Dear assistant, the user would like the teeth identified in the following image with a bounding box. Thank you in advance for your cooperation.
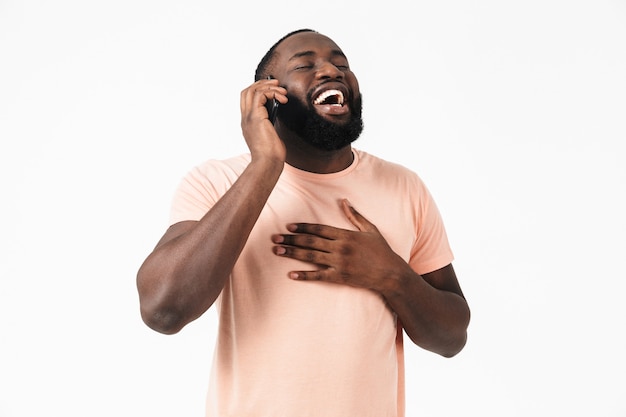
[314,89,344,105]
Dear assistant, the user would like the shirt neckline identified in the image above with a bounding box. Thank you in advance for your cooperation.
[283,149,360,181]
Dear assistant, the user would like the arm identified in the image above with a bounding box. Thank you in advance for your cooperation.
[383,263,469,357]
[271,199,470,357]
[136,79,288,334]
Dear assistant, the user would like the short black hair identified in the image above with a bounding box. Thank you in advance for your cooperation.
[254,29,317,81]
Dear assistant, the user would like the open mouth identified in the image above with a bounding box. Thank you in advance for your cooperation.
[313,89,345,107]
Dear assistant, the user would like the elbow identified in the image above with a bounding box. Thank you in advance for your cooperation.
[137,269,188,335]
[136,256,220,335]
[421,306,470,358]
[438,308,471,358]
[140,303,187,335]
[438,331,468,358]
[408,327,469,358]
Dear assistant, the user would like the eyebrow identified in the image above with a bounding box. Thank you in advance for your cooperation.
[288,49,347,61]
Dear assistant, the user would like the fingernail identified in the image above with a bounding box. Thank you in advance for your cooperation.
[275,246,286,255]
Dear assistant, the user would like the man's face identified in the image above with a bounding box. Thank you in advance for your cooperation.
[270,32,363,151]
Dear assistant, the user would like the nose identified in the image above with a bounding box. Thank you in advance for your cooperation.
[315,61,344,80]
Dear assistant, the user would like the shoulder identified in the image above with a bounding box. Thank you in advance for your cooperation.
[190,153,251,179]
[170,154,251,223]
[354,149,425,188]
[176,153,251,198]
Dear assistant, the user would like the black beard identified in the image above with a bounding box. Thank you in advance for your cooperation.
[277,92,364,151]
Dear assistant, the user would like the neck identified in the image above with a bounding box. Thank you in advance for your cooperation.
[277,124,354,174]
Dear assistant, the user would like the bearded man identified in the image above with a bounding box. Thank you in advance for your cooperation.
[137,29,470,417]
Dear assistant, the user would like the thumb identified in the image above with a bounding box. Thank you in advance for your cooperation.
[340,199,377,232]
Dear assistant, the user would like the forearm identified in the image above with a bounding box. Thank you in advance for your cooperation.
[382,267,470,358]
[137,157,283,334]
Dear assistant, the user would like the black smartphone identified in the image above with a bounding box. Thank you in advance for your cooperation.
[266,98,279,125]
[266,76,279,125]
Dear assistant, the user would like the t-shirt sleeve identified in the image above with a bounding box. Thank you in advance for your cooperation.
[168,160,239,225]
[409,178,454,275]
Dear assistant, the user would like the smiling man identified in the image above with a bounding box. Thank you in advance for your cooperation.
[137,29,470,417]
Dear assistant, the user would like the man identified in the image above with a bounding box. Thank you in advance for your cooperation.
[137,29,470,417]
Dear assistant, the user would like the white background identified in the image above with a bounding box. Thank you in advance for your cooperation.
[1,0,625,416]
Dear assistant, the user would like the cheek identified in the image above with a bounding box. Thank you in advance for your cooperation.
[347,74,360,95]
[284,82,309,100]
[285,88,313,109]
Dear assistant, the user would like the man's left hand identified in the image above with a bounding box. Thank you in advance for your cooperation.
[271,199,412,293]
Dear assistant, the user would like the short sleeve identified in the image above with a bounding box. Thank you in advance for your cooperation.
[409,178,454,275]
[168,155,249,225]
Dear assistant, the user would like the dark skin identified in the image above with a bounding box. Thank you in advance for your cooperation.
[136,32,470,357]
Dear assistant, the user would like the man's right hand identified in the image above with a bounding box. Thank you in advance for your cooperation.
[240,79,288,163]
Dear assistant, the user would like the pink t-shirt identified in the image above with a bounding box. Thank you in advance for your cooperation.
[170,149,454,417]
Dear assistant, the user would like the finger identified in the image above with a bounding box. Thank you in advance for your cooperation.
[287,269,331,281]
[286,222,342,240]
[340,199,376,232]
[269,85,289,105]
[272,233,332,252]
[240,80,288,115]
[272,245,330,266]
[256,79,288,104]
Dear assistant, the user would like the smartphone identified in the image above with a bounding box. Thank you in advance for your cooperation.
[266,76,279,125]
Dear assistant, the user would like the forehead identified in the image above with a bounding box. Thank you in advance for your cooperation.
[274,32,345,63]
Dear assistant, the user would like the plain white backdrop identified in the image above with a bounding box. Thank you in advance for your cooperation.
[1,0,625,416]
